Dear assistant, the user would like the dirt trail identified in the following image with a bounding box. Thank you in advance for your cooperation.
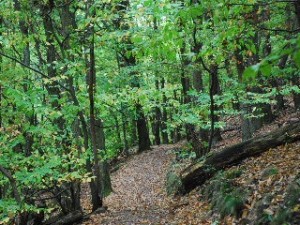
[80,143,210,225]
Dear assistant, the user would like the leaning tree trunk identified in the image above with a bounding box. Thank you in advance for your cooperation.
[168,121,300,195]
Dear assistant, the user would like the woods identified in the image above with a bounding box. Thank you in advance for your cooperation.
[0,0,300,224]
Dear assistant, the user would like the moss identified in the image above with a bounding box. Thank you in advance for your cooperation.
[261,166,279,180]
[224,168,243,180]
[166,171,183,195]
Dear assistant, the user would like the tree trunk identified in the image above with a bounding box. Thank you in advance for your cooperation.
[14,0,35,157]
[237,6,270,141]
[136,103,151,152]
[190,18,210,144]
[161,78,169,144]
[260,5,274,123]
[95,119,112,196]
[179,46,194,141]
[113,114,122,148]
[87,20,104,210]
[270,56,286,112]
[121,103,129,155]
[131,119,138,146]
[291,75,300,109]
[152,18,162,146]
[153,80,162,145]
[208,64,222,149]
[57,2,84,213]
[171,89,181,143]
[171,121,300,195]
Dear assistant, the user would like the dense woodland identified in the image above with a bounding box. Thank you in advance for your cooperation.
[0,0,300,224]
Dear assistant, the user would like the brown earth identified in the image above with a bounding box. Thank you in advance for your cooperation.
[79,143,211,225]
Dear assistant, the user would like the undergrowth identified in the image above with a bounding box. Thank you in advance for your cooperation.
[271,174,300,225]
[202,168,248,219]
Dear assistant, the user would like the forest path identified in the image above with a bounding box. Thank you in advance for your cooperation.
[81,143,210,224]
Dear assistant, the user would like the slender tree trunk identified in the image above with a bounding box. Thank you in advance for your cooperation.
[95,119,112,196]
[14,0,34,157]
[207,64,222,152]
[161,78,169,144]
[270,55,288,112]
[172,89,181,143]
[113,0,151,152]
[190,19,210,156]
[57,2,84,212]
[153,80,161,145]
[121,103,129,155]
[88,31,103,210]
[113,114,122,148]
[179,46,194,141]
[152,15,162,146]
[260,5,274,123]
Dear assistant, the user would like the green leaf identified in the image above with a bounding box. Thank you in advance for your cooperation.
[260,62,272,77]
[293,50,300,68]
[243,64,259,81]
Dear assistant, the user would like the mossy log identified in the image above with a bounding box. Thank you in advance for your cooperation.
[175,122,300,195]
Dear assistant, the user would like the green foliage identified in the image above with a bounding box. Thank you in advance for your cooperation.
[0,0,300,222]
[0,198,51,224]
[203,169,248,219]
[261,166,279,180]
[174,144,196,161]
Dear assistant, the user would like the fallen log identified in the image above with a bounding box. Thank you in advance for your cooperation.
[43,210,83,225]
[174,121,300,195]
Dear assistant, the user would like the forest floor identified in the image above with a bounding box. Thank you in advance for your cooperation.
[79,107,300,225]
[79,142,212,225]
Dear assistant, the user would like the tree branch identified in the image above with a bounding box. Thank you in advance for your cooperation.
[199,57,212,74]
[0,165,21,204]
[0,51,70,92]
